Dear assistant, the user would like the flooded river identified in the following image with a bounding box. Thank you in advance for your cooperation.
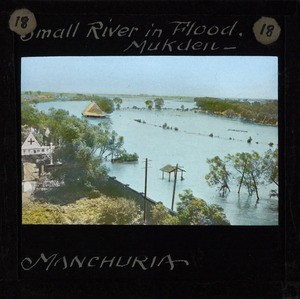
[36,97,278,225]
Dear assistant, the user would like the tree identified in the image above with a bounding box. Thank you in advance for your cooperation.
[241,151,267,202]
[91,123,124,161]
[263,148,278,197]
[86,95,114,113]
[226,151,267,202]
[22,105,127,192]
[177,189,230,225]
[226,152,252,194]
[42,109,125,162]
[205,156,230,197]
[21,102,44,128]
[149,203,178,225]
[207,150,277,202]
[95,97,115,113]
[113,97,123,110]
[51,141,108,190]
[96,197,142,224]
[154,98,164,110]
[145,100,153,110]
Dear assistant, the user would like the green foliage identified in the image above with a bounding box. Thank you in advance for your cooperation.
[177,190,230,225]
[226,152,252,194]
[149,203,178,225]
[145,100,153,110]
[112,150,139,163]
[21,102,46,128]
[95,197,142,224]
[194,97,278,126]
[51,141,108,189]
[263,148,278,186]
[94,97,115,114]
[207,150,278,201]
[113,97,123,110]
[80,95,115,113]
[239,151,266,201]
[149,190,230,225]
[22,202,66,224]
[21,105,126,191]
[262,148,278,197]
[205,156,230,197]
[23,196,143,225]
[154,98,164,110]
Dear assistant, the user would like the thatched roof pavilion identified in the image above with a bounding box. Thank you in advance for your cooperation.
[82,102,107,118]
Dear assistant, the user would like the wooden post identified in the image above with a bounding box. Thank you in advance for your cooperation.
[171,164,178,211]
[144,158,148,223]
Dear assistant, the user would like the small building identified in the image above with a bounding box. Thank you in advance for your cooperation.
[22,132,54,162]
[82,102,107,118]
[160,164,186,181]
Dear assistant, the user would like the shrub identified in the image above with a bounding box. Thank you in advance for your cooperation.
[22,202,66,224]
[95,197,142,224]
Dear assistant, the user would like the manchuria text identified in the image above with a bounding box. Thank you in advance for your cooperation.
[21,253,190,271]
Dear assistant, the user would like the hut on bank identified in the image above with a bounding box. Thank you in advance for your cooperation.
[82,102,107,118]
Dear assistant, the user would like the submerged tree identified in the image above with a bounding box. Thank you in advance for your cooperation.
[226,152,252,195]
[206,149,278,202]
[113,97,123,110]
[154,98,164,110]
[241,151,267,202]
[263,148,278,198]
[205,156,231,197]
[145,100,153,110]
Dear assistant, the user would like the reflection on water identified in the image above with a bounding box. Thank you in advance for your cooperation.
[36,97,279,225]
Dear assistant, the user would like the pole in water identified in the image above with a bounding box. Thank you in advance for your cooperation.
[171,163,178,211]
[144,158,148,223]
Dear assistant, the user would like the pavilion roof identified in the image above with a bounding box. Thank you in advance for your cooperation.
[160,164,186,173]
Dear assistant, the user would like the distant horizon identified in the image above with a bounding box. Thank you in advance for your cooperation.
[21,56,278,99]
[21,90,278,101]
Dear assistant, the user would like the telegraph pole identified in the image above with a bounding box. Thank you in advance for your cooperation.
[144,158,148,223]
[171,163,178,211]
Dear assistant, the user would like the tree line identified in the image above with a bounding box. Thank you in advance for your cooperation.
[194,97,278,126]
[22,92,124,113]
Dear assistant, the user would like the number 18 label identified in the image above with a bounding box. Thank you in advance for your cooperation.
[9,8,37,36]
[253,17,281,45]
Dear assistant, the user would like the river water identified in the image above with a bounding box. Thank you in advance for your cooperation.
[36,98,278,225]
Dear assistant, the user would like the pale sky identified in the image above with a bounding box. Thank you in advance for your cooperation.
[21,56,278,99]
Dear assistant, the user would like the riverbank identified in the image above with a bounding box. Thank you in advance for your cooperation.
[194,97,278,126]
